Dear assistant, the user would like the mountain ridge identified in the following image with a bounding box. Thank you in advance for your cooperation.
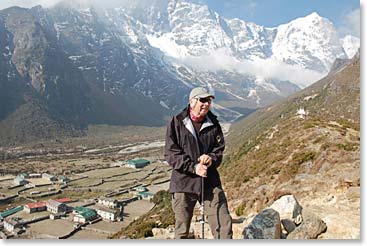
[0,0,360,146]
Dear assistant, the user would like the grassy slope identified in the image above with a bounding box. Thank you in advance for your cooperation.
[219,56,360,219]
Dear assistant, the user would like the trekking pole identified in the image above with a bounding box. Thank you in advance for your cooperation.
[201,176,205,239]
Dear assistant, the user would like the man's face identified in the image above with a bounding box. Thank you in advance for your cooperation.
[190,97,212,116]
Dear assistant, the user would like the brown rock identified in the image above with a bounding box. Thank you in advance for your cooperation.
[287,209,327,239]
[346,187,360,200]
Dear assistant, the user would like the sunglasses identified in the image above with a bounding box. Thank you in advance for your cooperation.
[196,97,212,103]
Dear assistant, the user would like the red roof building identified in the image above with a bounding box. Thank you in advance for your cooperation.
[24,198,72,214]
[55,198,73,203]
[24,202,47,213]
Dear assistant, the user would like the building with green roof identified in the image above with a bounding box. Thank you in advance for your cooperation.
[126,158,150,169]
[73,206,98,223]
[138,191,154,200]
[0,206,23,220]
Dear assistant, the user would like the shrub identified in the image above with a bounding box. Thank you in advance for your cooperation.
[235,201,246,216]
[242,176,251,183]
[292,151,316,165]
[336,142,357,151]
[279,151,316,180]
[151,190,172,207]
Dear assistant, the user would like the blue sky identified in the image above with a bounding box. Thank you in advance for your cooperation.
[192,0,360,37]
[194,0,359,26]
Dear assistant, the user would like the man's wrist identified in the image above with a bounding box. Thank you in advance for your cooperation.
[193,163,198,174]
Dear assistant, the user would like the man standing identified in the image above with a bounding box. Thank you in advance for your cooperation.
[165,87,233,239]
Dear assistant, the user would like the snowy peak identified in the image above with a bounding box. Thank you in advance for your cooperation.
[225,18,275,59]
[304,11,322,20]
[272,12,346,73]
[341,35,360,59]
[167,0,233,56]
[52,0,94,10]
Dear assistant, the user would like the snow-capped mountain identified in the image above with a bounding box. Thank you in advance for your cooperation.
[341,35,360,59]
[272,12,347,73]
[0,0,360,144]
[121,1,359,85]
[126,0,359,104]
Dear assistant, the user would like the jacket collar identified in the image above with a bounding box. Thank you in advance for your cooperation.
[180,105,217,140]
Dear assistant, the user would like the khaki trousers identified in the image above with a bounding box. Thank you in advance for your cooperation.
[172,187,233,239]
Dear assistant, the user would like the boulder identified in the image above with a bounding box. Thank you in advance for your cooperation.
[151,227,174,239]
[287,209,327,239]
[342,171,360,187]
[282,219,297,234]
[346,187,360,200]
[270,195,303,225]
[190,221,213,239]
[232,214,255,239]
[243,208,281,239]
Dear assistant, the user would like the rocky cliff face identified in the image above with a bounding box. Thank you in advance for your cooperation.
[0,5,179,145]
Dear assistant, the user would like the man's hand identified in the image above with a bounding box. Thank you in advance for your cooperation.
[198,154,212,167]
[195,163,207,177]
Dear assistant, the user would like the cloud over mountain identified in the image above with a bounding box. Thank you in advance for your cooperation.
[180,48,325,88]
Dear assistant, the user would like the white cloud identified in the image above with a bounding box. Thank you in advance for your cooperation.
[0,0,124,10]
[0,0,61,10]
[180,48,325,88]
[338,8,360,38]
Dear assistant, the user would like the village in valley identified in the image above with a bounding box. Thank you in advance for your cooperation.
[0,156,172,239]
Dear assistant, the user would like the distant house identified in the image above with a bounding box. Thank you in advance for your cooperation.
[98,197,118,208]
[42,173,57,182]
[95,205,122,222]
[19,173,28,179]
[4,217,23,233]
[13,176,28,186]
[0,206,23,220]
[55,198,73,204]
[29,173,42,179]
[50,213,67,220]
[111,161,127,167]
[24,202,47,213]
[58,176,70,183]
[138,191,154,200]
[24,198,71,214]
[126,159,150,169]
[135,186,148,192]
[25,183,35,188]
[73,207,98,223]
[130,186,150,196]
[46,200,69,214]
[296,108,309,119]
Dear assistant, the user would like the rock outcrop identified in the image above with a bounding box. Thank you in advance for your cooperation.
[287,209,327,239]
[242,208,281,239]
[240,195,327,239]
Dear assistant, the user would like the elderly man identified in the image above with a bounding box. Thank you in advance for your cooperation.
[165,87,233,239]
